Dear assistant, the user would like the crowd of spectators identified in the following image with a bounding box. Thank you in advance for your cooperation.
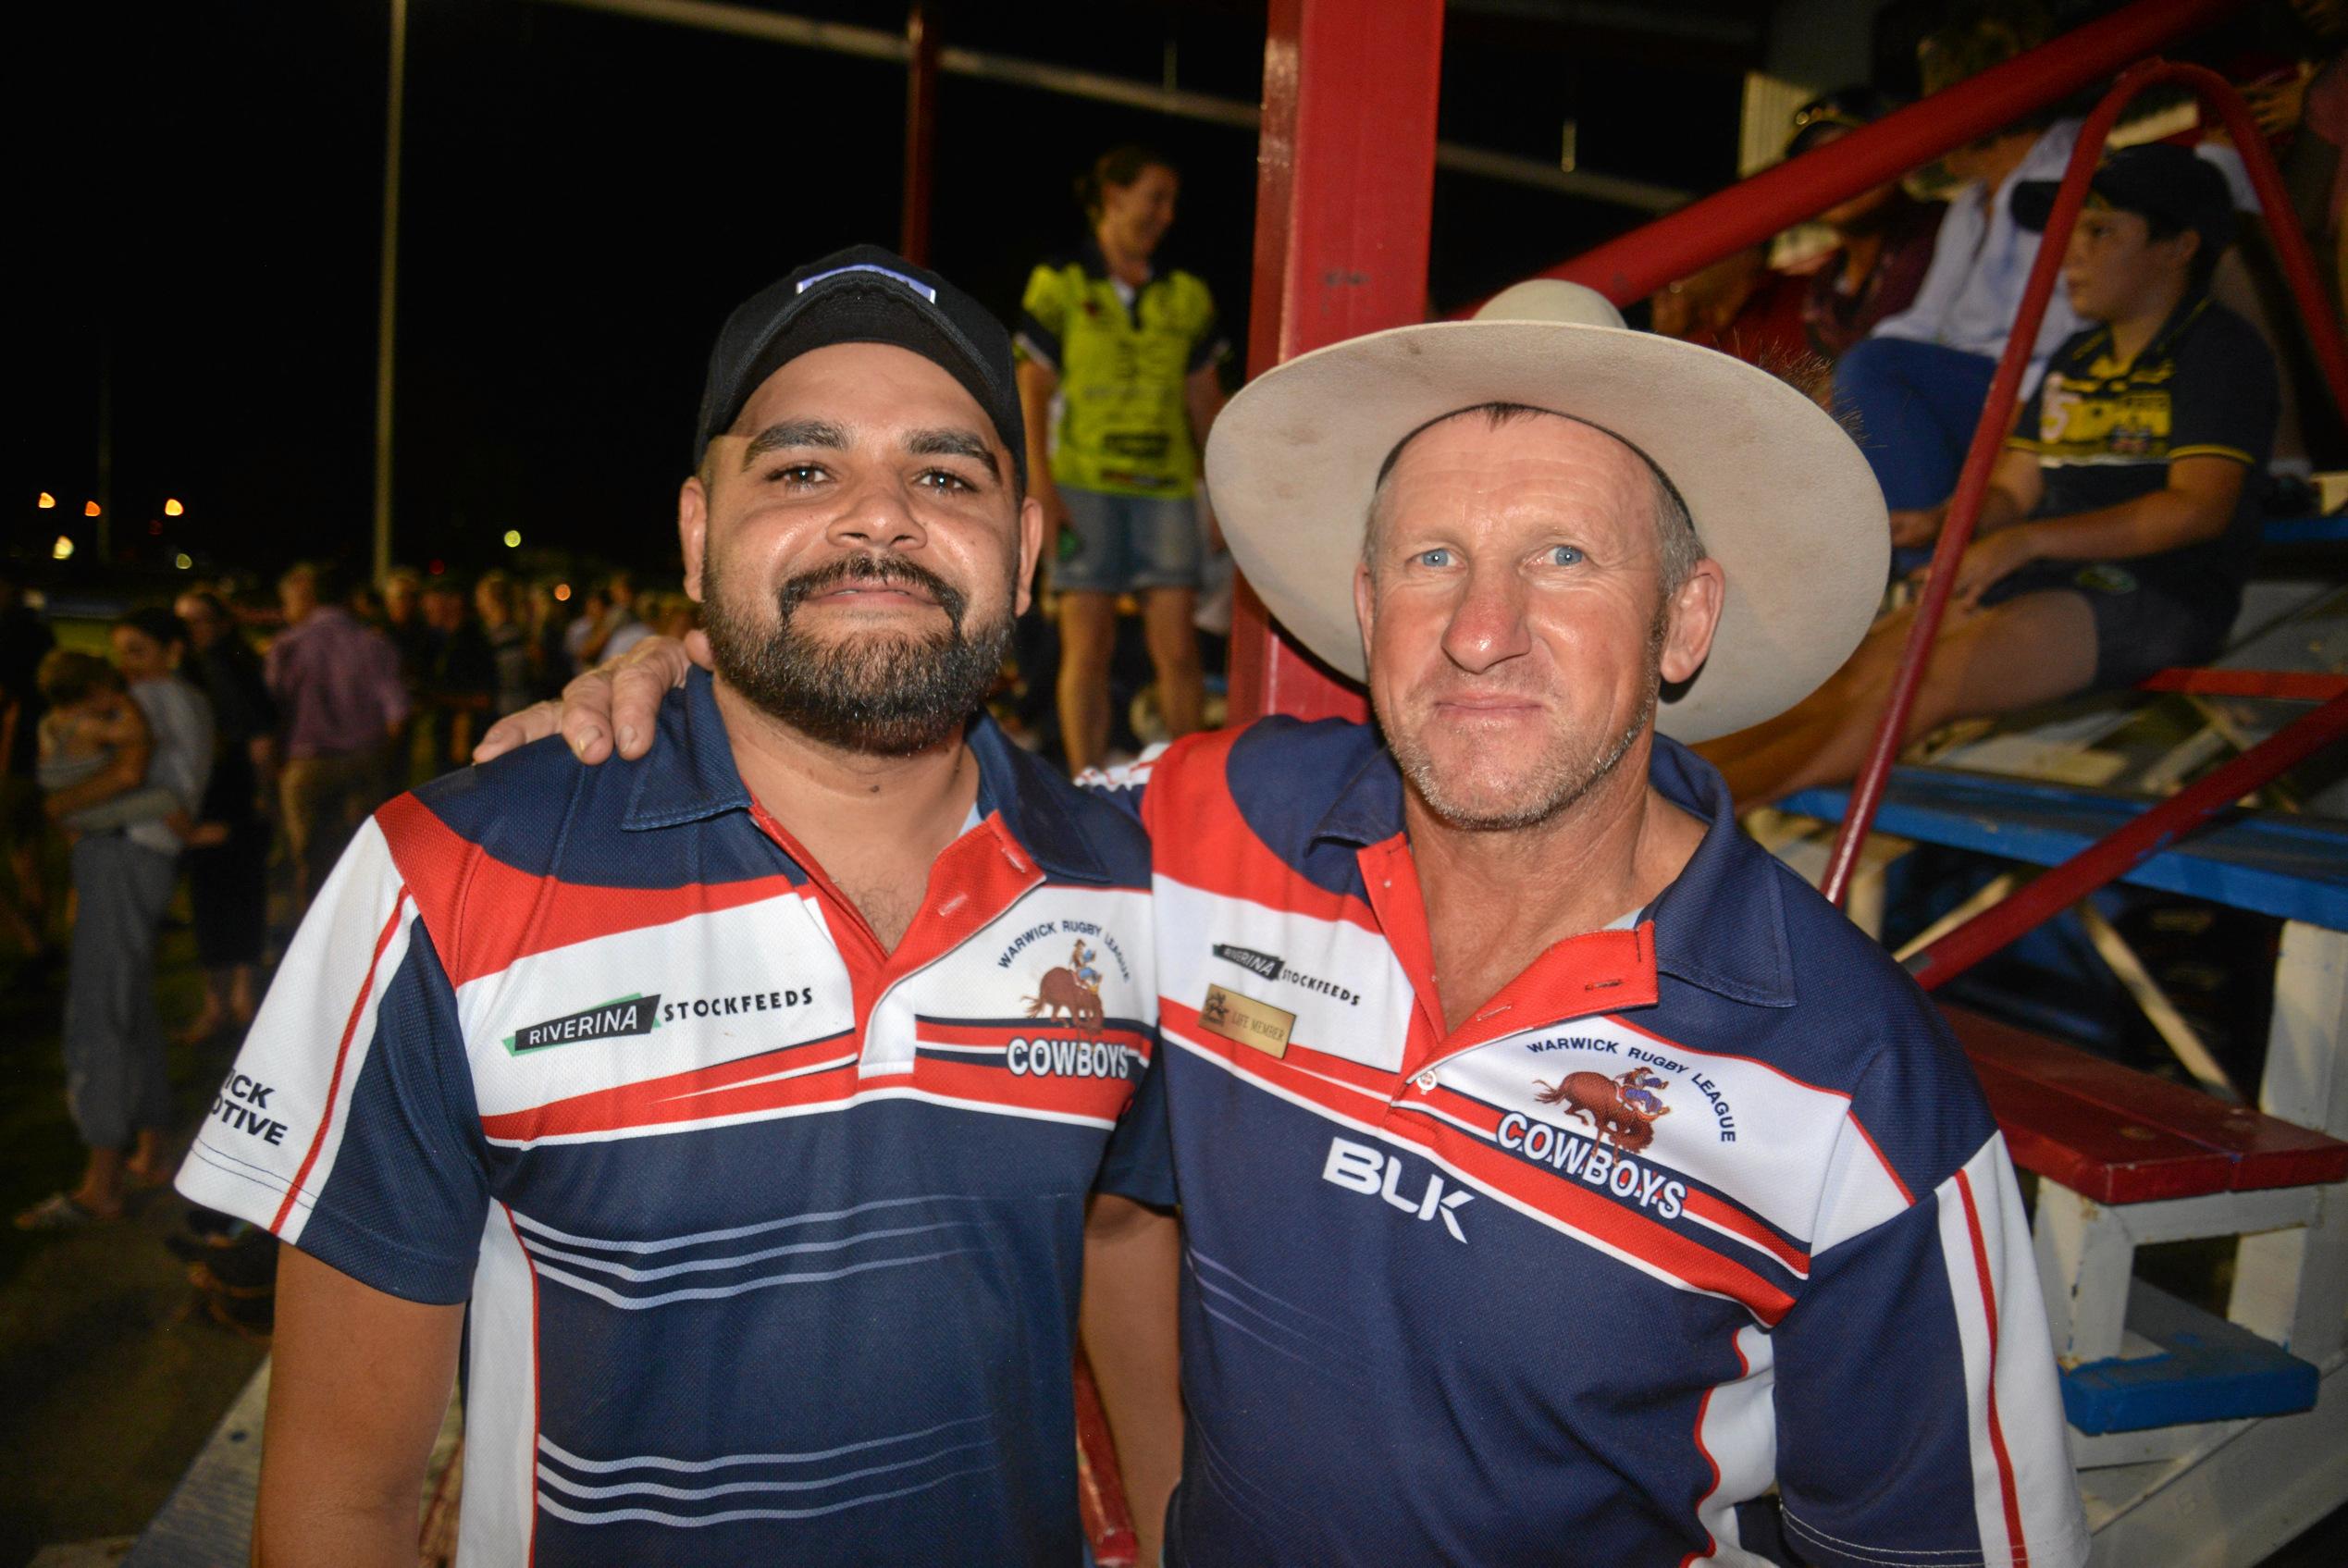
[0,558,700,1241]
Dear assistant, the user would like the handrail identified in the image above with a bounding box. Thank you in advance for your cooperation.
[1819,59,2348,908]
[1486,0,2244,310]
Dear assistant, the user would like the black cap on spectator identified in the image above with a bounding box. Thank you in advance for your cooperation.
[693,245,1027,491]
[2011,143,2237,258]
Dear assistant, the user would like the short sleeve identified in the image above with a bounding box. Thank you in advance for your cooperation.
[1016,264,1070,372]
[1185,286,1230,377]
[174,815,490,1303]
[1769,1039,2087,1568]
[2007,365,2053,454]
[1093,1029,1175,1207]
[2167,313,2280,468]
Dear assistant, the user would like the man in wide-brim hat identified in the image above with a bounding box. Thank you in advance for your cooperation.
[492,279,2090,1567]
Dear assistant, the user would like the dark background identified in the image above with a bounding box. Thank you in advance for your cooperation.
[9,0,2284,585]
[14,0,1768,585]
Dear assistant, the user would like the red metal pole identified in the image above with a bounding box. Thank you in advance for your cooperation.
[1514,0,2242,309]
[899,3,940,265]
[1906,692,2348,991]
[1227,0,1443,725]
[1820,60,2348,906]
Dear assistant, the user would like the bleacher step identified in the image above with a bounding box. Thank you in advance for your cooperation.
[2063,1280,2318,1435]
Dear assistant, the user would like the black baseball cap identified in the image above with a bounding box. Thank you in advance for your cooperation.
[693,244,1027,489]
[2011,143,2237,257]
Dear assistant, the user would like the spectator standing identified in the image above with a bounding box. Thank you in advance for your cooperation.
[174,588,277,1040]
[1834,13,2086,521]
[17,610,214,1229]
[419,578,493,774]
[1785,88,1947,362]
[525,579,570,698]
[1016,145,1230,774]
[266,562,408,907]
[0,564,55,955]
[476,571,535,720]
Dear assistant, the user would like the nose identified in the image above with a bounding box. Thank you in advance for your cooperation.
[826,471,931,555]
[1440,559,1532,674]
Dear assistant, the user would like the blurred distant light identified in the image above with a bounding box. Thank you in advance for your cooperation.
[164,498,185,517]
[427,560,445,575]
[83,500,101,517]
[554,583,572,602]
[148,519,164,536]
[52,536,74,562]
[37,492,56,509]
[502,529,522,549]
[175,552,193,571]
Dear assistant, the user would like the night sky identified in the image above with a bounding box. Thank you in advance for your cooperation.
[19,0,1765,589]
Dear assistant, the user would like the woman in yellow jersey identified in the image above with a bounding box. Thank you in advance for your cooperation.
[1014,145,1230,774]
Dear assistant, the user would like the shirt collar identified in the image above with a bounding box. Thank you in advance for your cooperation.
[621,668,1109,883]
[1079,236,1152,290]
[1309,730,1795,1008]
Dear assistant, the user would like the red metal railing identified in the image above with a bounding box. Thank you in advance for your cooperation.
[1242,0,2253,709]
[1528,0,2245,308]
[1818,59,2348,918]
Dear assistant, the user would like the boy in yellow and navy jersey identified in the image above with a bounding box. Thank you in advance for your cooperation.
[1706,142,2280,807]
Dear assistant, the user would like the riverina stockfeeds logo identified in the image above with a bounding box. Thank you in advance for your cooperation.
[503,994,662,1055]
[1211,943,1359,1006]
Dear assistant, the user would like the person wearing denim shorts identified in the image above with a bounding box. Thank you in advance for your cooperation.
[1016,145,1230,773]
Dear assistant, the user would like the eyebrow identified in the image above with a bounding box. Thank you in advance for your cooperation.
[906,426,1004,481]
[737,419,1001,482]
[740,419,849,468]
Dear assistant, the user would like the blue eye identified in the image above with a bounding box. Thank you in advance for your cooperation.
[1549,545,1584,566]
[1415,548,1452,568]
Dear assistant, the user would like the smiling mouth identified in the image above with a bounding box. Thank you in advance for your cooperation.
[810,584,938,607]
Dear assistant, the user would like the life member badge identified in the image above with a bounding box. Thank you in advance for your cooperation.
[1198,983,1295,1058]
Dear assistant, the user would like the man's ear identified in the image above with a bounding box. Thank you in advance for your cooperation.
[680,475,710,603]
[1661,558,1726,685]
[1352,560,1377,669]
[1014,493,1046,618]
[2169,228,2203,279]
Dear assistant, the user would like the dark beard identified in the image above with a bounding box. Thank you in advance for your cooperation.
[702,549,1012,756]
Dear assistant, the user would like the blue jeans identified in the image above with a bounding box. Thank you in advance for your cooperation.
[1831,337,2002,512]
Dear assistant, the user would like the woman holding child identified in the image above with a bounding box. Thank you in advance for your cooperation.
[15,609,214,1229]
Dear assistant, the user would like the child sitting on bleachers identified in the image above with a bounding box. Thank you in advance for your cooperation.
[1701,143,2280,808]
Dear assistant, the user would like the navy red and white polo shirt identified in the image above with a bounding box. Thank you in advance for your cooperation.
[1114,718,2087,1568]
[177,670,1168,1567]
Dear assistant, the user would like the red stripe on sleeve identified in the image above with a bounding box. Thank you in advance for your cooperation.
[272,889,412,1233]
[1955,1167,2029,1567]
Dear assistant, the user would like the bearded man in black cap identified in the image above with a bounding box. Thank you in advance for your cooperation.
[178,248,1181,1567]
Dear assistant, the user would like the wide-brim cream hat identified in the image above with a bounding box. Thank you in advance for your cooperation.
[1204,279,1888,743]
